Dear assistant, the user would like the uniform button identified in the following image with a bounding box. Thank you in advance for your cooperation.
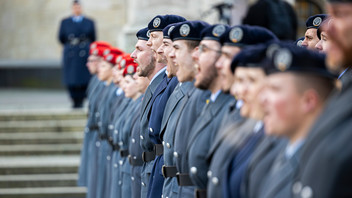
[162,141,165,146]
[212,177,219,185]
[79,50,86,57]
[95,112,100,117]
[301,186,313,198]
[118,180,122,185]
[84,127,89,133]
[114,163,118,168]
[140,135,144,140]
[107,155,111,161]
[292,181,302,195]
[119,141,123,146]
[133,156,137,159]
[98,121,102,127]
[207,170,212,178]
[109,124,114,130]
[114,130,118,134]
[131,176,135,181]
[132,138,136,143]
[119,160,123,165]
[141,182,146,187]
[166,143,171,148]
[190,167,197,175]
[149,128,153,133]
[96,141,100,147]
[173,152,178,158]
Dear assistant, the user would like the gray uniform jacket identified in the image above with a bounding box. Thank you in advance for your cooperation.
[293,77,352,198]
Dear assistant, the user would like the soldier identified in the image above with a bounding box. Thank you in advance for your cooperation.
[315,17,332,53]
[168,20,211,198]
[185,22,235,198]
[249,43,335,198]
[207,25,278,198]
[58,0,96,108]
[301,14,327,50]
[293,0,352,197]
[77,41,109,187]
[128,27,151,198]
[145,15,186,198]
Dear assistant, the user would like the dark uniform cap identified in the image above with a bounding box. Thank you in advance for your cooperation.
[305,14,328,29]
[220,25,278,47]
[73,0,80,4]
[230,43,270,73]
[265,41,336,79]
[148,15,187,32]
[162,23,182,39]
[136,27,150,41]
[169,20,210,41]
[200,24,229,42]
[294,36,305,47]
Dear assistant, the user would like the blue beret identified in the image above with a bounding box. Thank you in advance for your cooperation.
[200,24,229,42]
[305,14,328,29]
[148,15,186,32]
[265,41,335,79]
[294,36,305,47]
[220,25,278,47]
[136,27,150,41]
[169,20,210,41]
[230,43,269,73]
[163,23,181,39]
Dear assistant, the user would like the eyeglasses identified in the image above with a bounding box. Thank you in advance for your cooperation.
[198,44,222,54]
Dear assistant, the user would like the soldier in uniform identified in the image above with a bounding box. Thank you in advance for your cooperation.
[247,42,335,198]
[145,15,186,198]
[77,41,109,187]
[207,26,278,198]
[301,14,327,50]
[293,0,352,197]
[58,0,96,108]
[168,21,211,198]
[128,27,151,198]
[185,22,235,198]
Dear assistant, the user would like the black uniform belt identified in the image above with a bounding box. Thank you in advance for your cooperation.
[120,150,129,157]
[99,134,108,140]
[142,151,155,162]
[128,155,143,166]
[176,173,194,186]
[108,138,113,146]
[154,144,163,156]
[68,38,90,46]
[195,189,207,198]
[89,125,99,131]
[162,165,177,178]
[112,144,120,151]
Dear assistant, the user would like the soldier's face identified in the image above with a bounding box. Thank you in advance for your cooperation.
[315,31,331,53]
[123,75,139,98]
[260,73,305,138]
[215,46,241,92]
[194,40,221,90]
[86,55,99,74]
[134,73,150,93]
[157,39,176,77]
[172,40,198,82]
[98,61,113,81]
[131,40,155,78]
[238,67,266,119]
[327,3,352,72]
[147,31,165,63]
[72,4,82,16]
[302,29,320,50]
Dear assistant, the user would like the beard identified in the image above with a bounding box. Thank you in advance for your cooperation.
[138,55,156,77]
[195,64,218,90]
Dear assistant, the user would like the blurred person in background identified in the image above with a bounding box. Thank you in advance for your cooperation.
[58,0,96,108]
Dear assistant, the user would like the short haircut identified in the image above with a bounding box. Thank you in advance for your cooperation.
[185,40,200,51]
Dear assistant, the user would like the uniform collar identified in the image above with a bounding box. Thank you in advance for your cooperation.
[149,67,166,85]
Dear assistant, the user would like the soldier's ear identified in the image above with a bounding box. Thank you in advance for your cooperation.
[301,89,320,113]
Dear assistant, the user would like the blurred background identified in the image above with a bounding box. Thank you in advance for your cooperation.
[0,0,325,90]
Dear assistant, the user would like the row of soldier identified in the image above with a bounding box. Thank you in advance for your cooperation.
[76,1,352,198]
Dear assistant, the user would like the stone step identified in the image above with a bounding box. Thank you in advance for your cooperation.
[0,174,78,188]
[0,110,87,121]
[0,144,82,156]
[0,120,86,133]
[0,132,83,145]
[0,155,79,175]
[0,186,86,198]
